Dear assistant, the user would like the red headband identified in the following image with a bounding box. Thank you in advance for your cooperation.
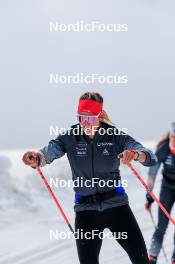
[77,99,103,115]
[170,143,175,155]
[170,148,175,155]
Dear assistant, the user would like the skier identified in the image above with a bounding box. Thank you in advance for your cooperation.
[23,92,157,264]
[146,123,175,264]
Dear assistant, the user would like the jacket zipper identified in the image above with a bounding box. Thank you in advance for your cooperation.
[91,141,94,180]
[91,141,102,210]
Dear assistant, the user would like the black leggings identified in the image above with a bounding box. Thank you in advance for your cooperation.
[75,204,149,264]
[149,184,175,258]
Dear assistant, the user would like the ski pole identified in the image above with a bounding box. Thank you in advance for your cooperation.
[149,211,169,264]
[118,153,175,225]
[36,166,74,233]
[128,162,175,226]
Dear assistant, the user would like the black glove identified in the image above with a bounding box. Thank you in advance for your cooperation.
[29,153,41,169]
[145,192,154,209]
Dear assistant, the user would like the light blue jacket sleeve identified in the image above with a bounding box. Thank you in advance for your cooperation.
[148,162,161,182]
[39,136,66,165]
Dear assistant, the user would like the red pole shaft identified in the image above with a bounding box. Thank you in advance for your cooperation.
[36,167,74,233]
[128,163,175,226]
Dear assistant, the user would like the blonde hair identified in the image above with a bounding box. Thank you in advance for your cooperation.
[79,92,113,125]
[99,109,113,125]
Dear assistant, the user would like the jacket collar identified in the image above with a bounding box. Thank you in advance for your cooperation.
[80,122,112,143]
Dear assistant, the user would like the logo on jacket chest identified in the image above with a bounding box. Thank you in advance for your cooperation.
[165,155,173,166]
[75,142,115,157]
[75,143,88,156]
[97,142,114,156]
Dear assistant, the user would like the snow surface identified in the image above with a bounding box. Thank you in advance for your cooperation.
[0,143,175,264]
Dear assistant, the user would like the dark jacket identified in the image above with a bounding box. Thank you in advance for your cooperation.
[148,140,175,189]
[40,122,157,211]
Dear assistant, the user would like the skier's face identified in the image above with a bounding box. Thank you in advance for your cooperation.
[170,136,175,147]
[78,112,100,130]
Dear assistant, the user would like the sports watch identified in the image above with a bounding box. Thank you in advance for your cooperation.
[134,151,142,161]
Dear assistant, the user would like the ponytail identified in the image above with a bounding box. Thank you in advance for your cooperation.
[99,109,113,125]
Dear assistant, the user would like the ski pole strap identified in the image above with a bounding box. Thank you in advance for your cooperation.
[128,163,175,226]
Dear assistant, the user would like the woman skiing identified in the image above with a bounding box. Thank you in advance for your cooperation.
[146,123,175,264]
[23,92,156,264]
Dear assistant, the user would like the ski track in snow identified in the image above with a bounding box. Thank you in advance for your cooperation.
[0,147,175,264]
[0,240,76,264]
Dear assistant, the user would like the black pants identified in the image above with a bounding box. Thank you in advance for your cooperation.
[75,204,149,264]
[149,183,175,258]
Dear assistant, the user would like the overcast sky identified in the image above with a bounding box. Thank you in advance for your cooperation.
[0,0,175,150]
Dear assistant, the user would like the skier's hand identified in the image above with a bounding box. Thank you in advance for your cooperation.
[145,193,154,212]
[120,150,138,165]
[22,151,39,168]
